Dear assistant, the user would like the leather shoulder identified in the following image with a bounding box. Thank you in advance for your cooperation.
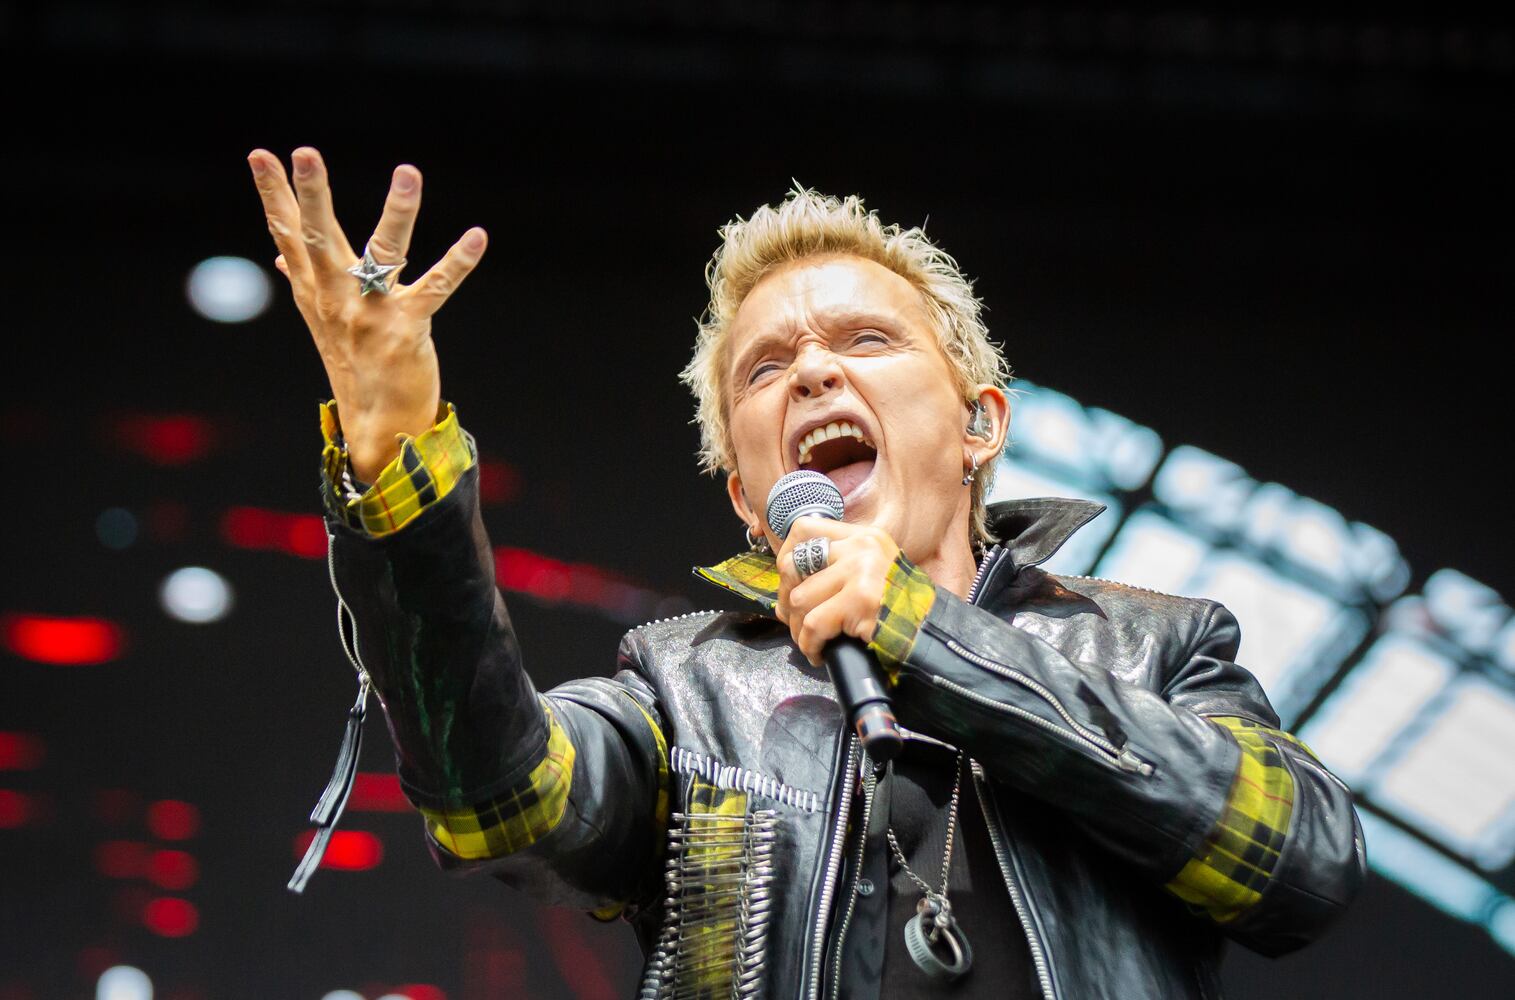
[1003,568,1219,689]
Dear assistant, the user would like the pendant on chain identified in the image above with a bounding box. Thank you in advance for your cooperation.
[903,894,974,980]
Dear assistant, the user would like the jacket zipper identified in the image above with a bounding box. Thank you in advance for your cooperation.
[933,640,1153,775]
[806,732,859,1000]
[825,751,877,1000]
[971,761,1058,1000]
[965,546,1003,604]
[967,546,1059,997]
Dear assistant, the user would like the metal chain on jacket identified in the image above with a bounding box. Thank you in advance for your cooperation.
[885,751,965,902]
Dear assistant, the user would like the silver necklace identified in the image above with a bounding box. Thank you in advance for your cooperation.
[886,752,973,981]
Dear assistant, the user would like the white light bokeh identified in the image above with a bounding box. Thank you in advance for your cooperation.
[159,566,235,624]
[97,965,153,1000]
[186,256,272,323]
[319,992,365,1000]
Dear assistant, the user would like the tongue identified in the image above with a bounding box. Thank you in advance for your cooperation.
[824,459,875,498]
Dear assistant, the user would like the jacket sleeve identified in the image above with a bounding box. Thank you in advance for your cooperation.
[320,407,669,913]
[881,562,1365,957]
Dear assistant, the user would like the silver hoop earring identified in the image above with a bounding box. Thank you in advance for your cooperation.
[962,453,980,487]
[746,524,772,555]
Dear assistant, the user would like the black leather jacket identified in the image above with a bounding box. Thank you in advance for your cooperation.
[328,466,1365,1000]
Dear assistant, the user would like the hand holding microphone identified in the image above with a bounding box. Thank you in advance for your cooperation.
[767,471,904,763]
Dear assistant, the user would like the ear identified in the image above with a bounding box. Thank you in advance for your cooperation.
[727,470,765,542]
[964,384,1011,463]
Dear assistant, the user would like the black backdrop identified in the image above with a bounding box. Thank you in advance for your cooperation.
[4,5,1514,997]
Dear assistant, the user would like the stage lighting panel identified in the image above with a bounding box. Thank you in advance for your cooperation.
[1424,569,1512,660]
[1299,634,1458,786]
[1490,899,1515,957]
[1498,618,1515,675]
[1152,445,1254,534]
[1092,509,1212,597]
[1005,381,1164,494]
[1189,553,1368,725]
[1370,676,1515,871]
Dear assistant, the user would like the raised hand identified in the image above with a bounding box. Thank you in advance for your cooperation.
[248,146,487,481]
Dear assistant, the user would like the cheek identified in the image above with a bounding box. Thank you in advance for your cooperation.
[729,396,784,467]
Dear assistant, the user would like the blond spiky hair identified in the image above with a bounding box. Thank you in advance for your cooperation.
[680,184,1012,545]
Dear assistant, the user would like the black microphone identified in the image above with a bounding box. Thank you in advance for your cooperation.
[766,471,904,763]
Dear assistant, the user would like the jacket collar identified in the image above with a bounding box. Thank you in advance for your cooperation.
[692,496,1105,611]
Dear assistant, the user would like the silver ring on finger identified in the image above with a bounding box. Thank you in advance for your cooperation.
[795,537,830,580]
[348,242,406,296]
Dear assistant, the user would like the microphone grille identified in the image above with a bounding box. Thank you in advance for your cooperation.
[765,471,845,540]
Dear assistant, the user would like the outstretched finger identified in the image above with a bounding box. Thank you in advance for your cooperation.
[248,150,313,290]
[289,147,356,282]
[366,164,422,273]
[408,228,488,317]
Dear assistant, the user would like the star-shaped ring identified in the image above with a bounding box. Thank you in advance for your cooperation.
[347,243,406,296]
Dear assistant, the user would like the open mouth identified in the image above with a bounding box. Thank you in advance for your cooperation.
[797,420,878,498]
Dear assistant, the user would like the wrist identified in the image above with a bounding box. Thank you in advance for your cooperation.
[338,403,444,481]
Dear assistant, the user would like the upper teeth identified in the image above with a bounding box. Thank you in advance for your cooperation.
[798,421,873,465]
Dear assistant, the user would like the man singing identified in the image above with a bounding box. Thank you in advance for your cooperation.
[248,146,1364,999]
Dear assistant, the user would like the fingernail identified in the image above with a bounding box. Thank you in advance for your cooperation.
[394,168,416,193]
[465,229,485,250]
[247,154,266,177]
[293,154,313,179]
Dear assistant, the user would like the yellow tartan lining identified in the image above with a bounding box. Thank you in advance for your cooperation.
[869,555,937,682]
[1165,715,1300,923]
[693,551,781,612]
[320,399,474,537]
[421,700,575,860]
[693,550,936,674]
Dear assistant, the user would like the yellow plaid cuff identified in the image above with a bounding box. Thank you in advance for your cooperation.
[1165,715,1305,923]
[319,400,475,537]
[868,554,936,683]
[693,550,781,613]
[421,701,576,860]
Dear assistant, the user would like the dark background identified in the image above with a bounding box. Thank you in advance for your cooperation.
[3,3,1513,997]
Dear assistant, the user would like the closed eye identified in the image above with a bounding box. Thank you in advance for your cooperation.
[747,362,782,385]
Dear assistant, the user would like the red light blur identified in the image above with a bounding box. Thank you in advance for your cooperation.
[1,613,125,666]
[148,849,199,890]
[94,840,150,878]
[477,459,520,504]
[349,772,410,812]
[293,830,384,870]
[544,907,615,1000]
[112,414,217,465]
[220,506,327,559]
[495,549,626,605]
[147,800,201,841]
[0,732,44,770]
[394,986,447,1000]
[0,790,33,829]
[143,896,200,937]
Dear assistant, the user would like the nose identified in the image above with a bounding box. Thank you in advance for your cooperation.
[788,344,844,401]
